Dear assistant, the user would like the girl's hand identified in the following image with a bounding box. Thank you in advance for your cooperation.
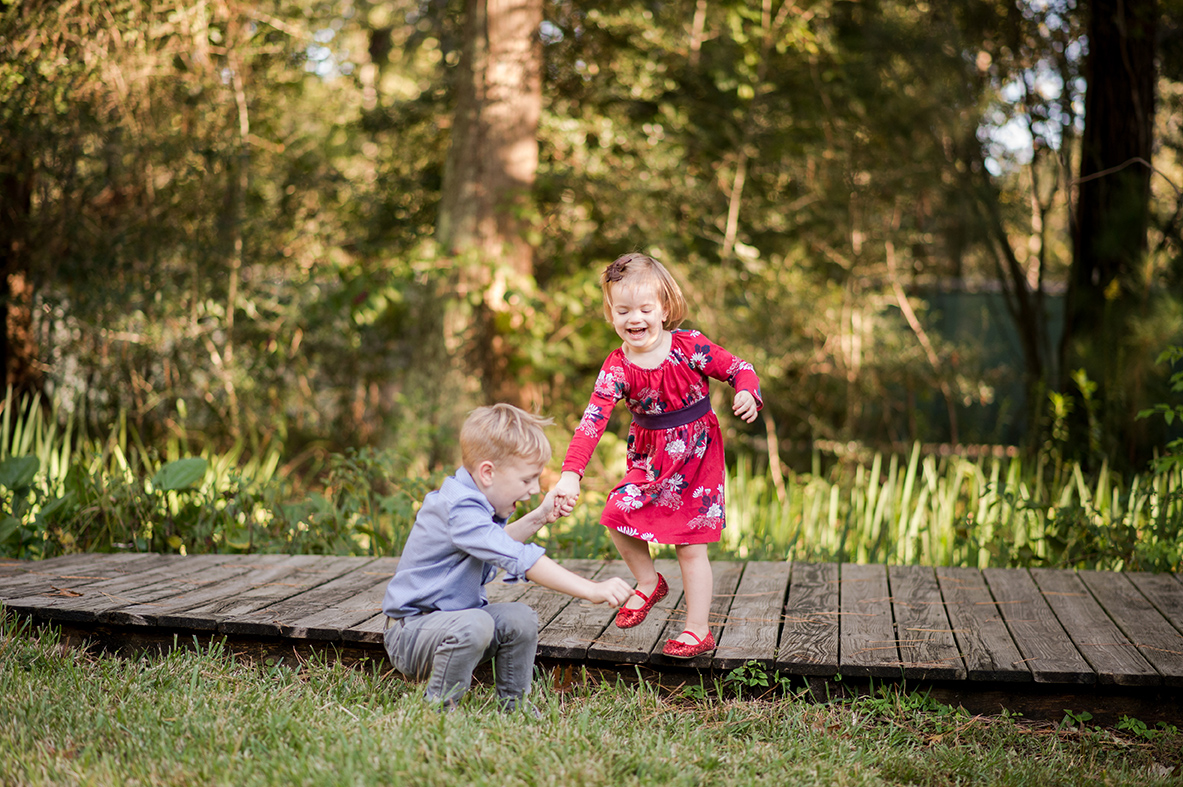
[547,490,576,523]
[551,470,582,514]
[733,390,759,423]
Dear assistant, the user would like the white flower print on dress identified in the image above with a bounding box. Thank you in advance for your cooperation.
[594,366,626,399]
[656,473,687,509]
[577,404,605,438]
[665,439,688,460]
[615,484,644,512]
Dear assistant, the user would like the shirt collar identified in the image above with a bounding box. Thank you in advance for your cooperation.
[453,466,506,524]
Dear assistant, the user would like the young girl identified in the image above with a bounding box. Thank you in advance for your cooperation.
[553,253,762,658]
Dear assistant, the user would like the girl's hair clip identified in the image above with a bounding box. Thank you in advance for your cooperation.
[604,258,630,282]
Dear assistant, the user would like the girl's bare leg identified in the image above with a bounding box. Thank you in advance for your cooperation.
[674,543,712,643]
[609,529,658,610]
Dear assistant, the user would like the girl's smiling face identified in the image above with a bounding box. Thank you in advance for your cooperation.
[608,281,668,356]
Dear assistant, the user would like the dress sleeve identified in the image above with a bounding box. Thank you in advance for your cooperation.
[685,332,763,410]
[561,355,627,476]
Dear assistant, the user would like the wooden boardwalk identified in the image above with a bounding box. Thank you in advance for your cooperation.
[3,553,1182,719]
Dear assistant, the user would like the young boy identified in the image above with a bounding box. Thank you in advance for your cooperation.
[381,403,633,712]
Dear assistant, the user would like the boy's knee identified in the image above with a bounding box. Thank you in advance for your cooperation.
[456,610,497,651]
[499,602,539,640]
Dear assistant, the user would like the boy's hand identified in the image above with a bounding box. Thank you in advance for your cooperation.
[545,489,575,523]
[733,390,759,423]
[587,577,633,607]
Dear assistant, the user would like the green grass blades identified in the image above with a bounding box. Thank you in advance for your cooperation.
[719,447,1182,571]
[1,613,1179,787]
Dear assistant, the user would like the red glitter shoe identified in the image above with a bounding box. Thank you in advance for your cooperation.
[614,574,668,628]
[662,630,715,658]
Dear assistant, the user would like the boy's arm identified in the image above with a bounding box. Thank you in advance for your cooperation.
[503,489,564,543]
[524,555,632,607]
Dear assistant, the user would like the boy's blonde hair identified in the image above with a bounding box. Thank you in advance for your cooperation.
[600,253,688,329]
[460,403,554,470]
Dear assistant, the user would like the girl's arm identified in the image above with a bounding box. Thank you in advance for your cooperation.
[556,355,626,503]
[688,332,763,420]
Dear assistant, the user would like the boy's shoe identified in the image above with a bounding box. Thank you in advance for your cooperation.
[662,630,715,658]
[500,697,543,719]
[615,573,668,628]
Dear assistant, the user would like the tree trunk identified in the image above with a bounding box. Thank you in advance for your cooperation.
[0,143,42,398]
[437,0,542,409]
[1062,0,1157,462]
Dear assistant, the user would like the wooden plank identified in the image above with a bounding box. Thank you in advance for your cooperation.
[586,558,682,664]
[1124,571,1183,636]
[0,553,165,601]
[250,558,402,641]
[151,555,355,631]
[520,558,603,631]
[1030,568,1159,686]
[713,561,792,670]
[0,557,32,579]
[113,555,291,627]
[0,553,104,588]
[3,554,194,621]
[1079,570,1183,687]
[537,561,633,660]
[936,566,1030,682]
[982,567,1094,684]
[9,554,237,624]
[776,561,839,675]
[654,560,745,668]
[218,557,378,637]
[889,564,966,680]
[839,563,898,677]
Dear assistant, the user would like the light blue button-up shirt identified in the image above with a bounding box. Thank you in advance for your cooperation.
[382,467,546,619]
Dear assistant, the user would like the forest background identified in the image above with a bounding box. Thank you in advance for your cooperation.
[1,0,1182,566]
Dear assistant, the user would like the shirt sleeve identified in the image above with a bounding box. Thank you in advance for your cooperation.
[686,332,763,410]
[561,354,626,476]
[447,496,546,582]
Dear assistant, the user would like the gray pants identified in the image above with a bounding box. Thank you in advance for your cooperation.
[383,602,539,707]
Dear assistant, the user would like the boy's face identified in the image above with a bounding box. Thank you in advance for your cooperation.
[477,456,546,519]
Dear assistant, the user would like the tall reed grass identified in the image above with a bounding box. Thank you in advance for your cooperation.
[722,445,1183,572]
[1,392,1180,571]
[0,391,433,559]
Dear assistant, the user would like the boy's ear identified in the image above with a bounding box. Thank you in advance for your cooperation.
[475,459,497,487]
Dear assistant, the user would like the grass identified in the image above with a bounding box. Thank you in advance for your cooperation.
[1,612,1180,787]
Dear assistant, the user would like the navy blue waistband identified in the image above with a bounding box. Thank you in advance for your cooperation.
[631,396,712,430]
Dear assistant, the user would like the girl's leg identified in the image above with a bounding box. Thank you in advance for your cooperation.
[673,543,712,643]
[609,528,659,610]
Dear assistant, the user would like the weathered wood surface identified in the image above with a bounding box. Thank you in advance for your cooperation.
[2,554,1182,689]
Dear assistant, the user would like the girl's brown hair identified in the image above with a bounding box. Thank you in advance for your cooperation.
[600,253,688,329]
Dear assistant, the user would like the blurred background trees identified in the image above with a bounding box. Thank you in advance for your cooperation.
[2,0,1181,478]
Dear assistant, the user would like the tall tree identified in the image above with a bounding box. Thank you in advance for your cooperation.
[437,0,543,408]
[1063,0,1158,461]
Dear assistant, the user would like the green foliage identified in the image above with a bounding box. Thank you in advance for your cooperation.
[724,660,793,698]
[1137,345,1183,471]
[0,392,437,558]
[3,388,1181,571]
[8,0,1177,467]
[723,445,1183,571]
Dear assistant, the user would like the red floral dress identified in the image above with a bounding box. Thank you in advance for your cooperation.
[561,329,763,545]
